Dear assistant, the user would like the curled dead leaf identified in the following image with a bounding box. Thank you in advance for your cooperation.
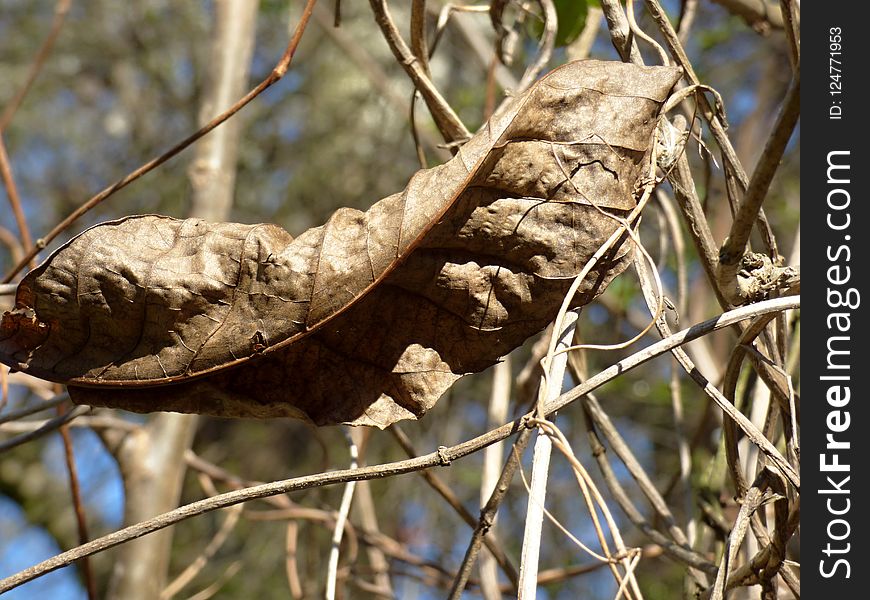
[0,60,682,427]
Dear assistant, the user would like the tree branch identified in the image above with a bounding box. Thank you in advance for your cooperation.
[717,75,800,304]
[0,0,72,130]
[0,297,799,593]
[368,0,471,145]
[2,0,319,283]
[107,3,261,598]
[709,0,783,33]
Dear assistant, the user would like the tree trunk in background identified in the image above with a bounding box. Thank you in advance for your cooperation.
[107,2,260,598]
[187,0,260,222]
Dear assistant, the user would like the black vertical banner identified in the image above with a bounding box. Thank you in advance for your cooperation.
[804,4,868,596]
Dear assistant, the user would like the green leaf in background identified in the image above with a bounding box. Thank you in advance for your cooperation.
[554,0,593,46]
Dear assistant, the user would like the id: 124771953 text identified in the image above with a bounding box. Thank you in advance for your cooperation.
[829,27,843,120]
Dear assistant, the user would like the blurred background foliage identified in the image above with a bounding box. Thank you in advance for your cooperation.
[0,1,798,598]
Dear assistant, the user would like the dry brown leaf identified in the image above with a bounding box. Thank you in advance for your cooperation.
[0,60,681,427]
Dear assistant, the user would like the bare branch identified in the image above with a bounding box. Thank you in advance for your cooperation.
[0,392,68,424]
[0,404,89,453]
[108,3,262,598]
[368,0,471,145]
[0,0,72,130]
[3,0,320,283]
[410,0,431,76]
[677,0,699,43]
[709,0,783,33]
[0,135,34,270]
[57,408,98,600]
[780,0,800,69]
[0,296,799,594]
[599,0,644,64]
[518,311,578,597]
[718,76,800,304]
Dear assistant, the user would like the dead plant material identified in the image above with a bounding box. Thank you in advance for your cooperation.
[1,61,681,427]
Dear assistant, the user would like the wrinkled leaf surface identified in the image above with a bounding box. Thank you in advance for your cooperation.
[1,60,681,427]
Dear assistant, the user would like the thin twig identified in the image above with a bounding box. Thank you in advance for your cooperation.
[626,0,669,65]
[581,398,716,578]
[2,0,320,283]
[0,404,89,453]
[0,296,798,593]
[0,392,68,424]
[721,310,789,496]
[410,0,431,77]
[432,3,517,93]
[710,475,771,600]
[709,0,783,32]
[368,0,470,145]
[653,191,696,533]
[633,261,799,490]
[390,424,520,588]
[642,1,755,202]
[357,530,468,587]
[0,226,24,267]
[654,190,688,318]
[326,428,359,600]
[779,0,800,70]
[718,75,800,300]
[503,546,664,591]
[665,155,731,308]
[479,358,512,600]
[285,521,303,598]
[251,502,461,596]
[644,0,779,266]
[57,406,98,600]
[448,429,533,599]
[409,0,433,167]
[635,226,797,595]
[704,498,798,597]
[310,4,446,165]
[516,442,611,564]
[518,311,578,598]
[530,419,644,599]
[0,0,72,130]
[1,414,139,434]
[599,0,644,64]
[159,502,243,599]
[185,561,242,600]
[544,164,652,360]
[573,328,701,564]
[0,135,34,269]
[515,0,558,94]
[677,0,699,43]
